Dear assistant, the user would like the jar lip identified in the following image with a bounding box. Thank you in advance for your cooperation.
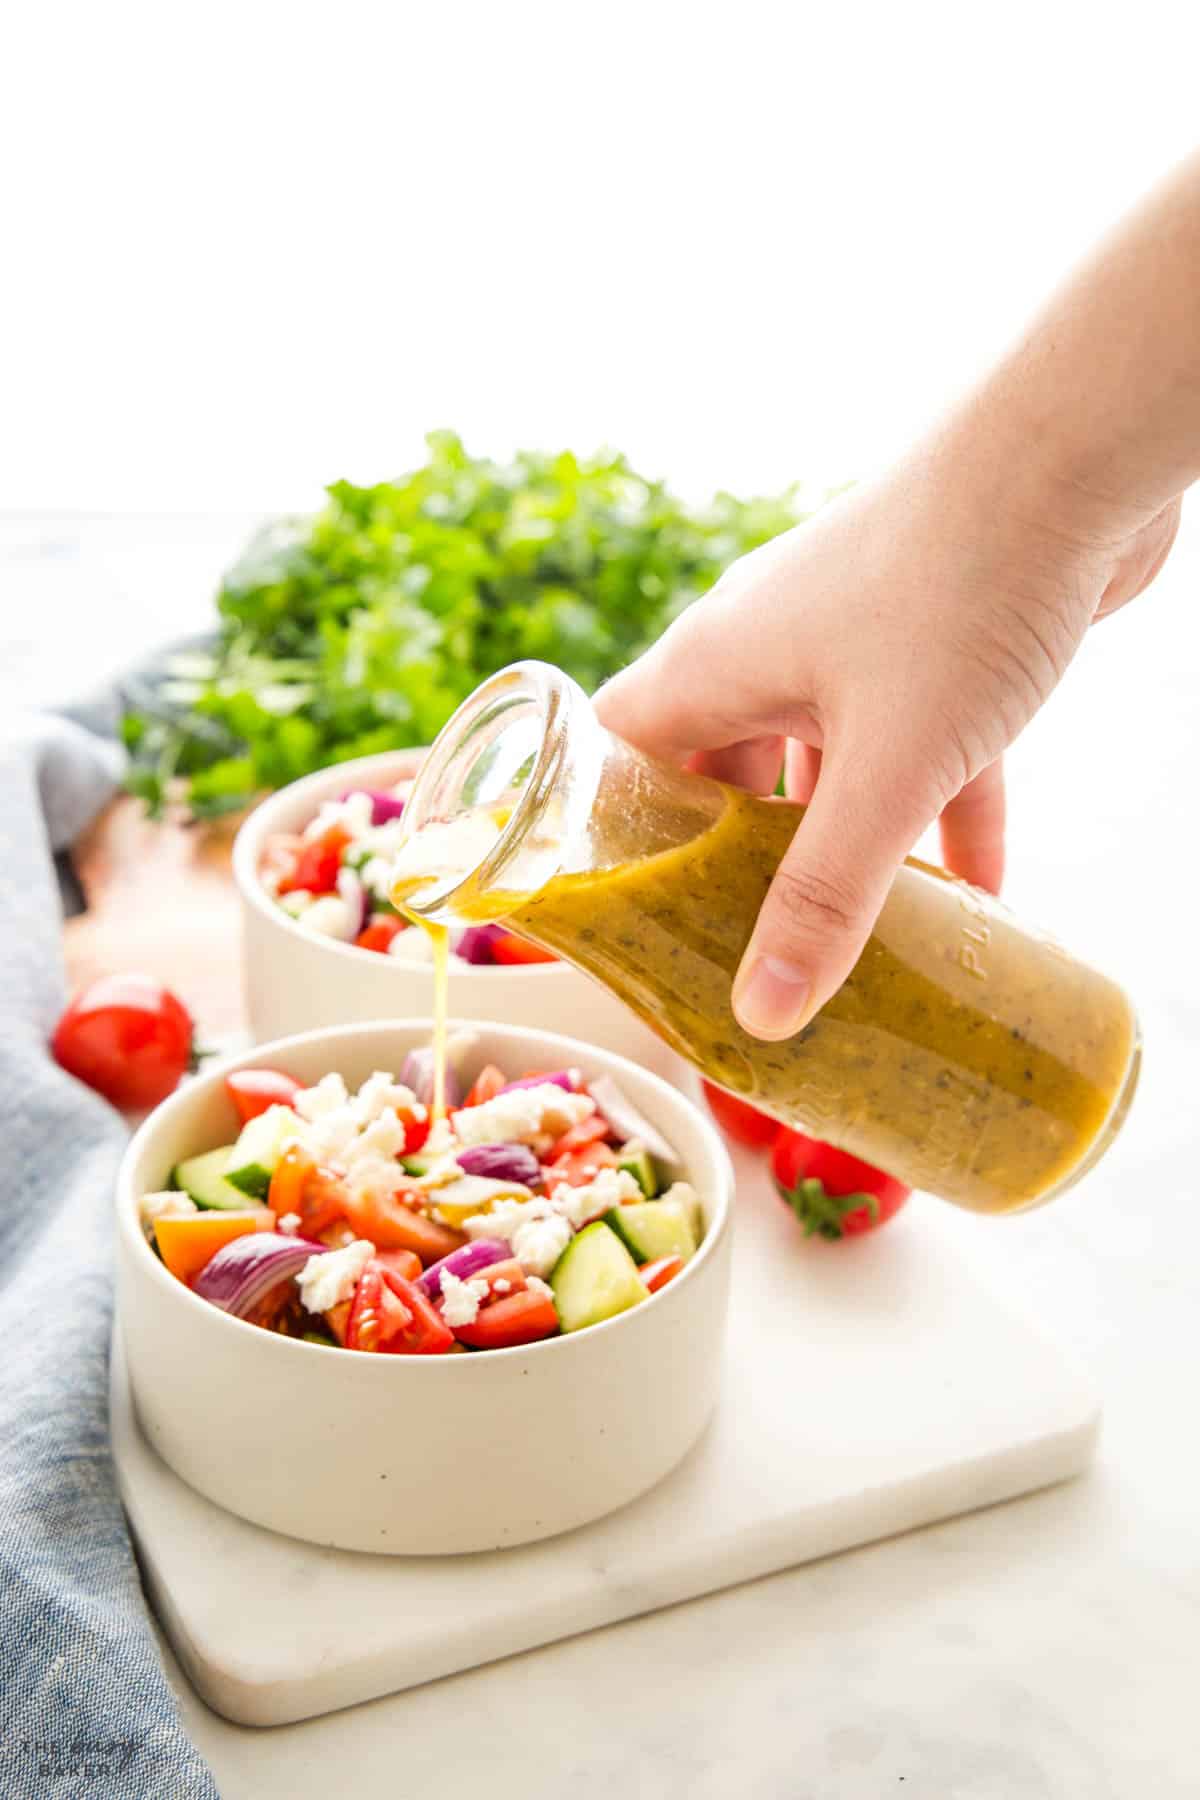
[395,661,599,922]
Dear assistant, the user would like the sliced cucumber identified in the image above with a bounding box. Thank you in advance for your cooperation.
[224,1162,272,1199]
[171,1146,249,1211]
[605,1199,697,1265]
[402,1152,437,1177]
[226,1106,299,1186]
[549,1222,649,1333]
[617,1141,659,1198]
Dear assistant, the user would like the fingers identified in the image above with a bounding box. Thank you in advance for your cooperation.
[732,742,936,1041]
[784,739,822,805]
[691,737,785,794]
[593,618,744,762]
[938,758,1005,894]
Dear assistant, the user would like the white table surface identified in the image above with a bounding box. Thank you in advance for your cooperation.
[6,510,1200,1797]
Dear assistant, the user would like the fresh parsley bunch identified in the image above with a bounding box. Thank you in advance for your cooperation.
[122,430,806,819]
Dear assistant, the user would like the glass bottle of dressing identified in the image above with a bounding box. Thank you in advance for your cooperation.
[391,662,1141,1215]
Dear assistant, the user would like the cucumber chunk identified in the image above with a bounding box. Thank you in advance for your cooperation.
[550,1222,650,1333]
[617,1141,659,1198]
[605,1199,697,1265]
[171,1146,249,1211]
[224,1162,272,1199]
[227,1106,298,1183]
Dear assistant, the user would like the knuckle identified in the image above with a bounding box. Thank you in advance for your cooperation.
[769,863,864,940]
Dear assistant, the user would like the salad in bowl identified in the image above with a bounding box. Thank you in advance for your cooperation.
[143,1045,703,1356]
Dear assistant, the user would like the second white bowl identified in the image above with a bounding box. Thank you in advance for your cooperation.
[232,750,685,1083]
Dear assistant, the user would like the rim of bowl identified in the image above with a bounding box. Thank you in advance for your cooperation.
[118,1018,735,1371]
[231,748,567,978]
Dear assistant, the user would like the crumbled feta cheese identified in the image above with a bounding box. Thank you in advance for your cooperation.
[278,889,313,918]
[276,1211,302,1235]
[438,1268,489,1327]
[303,792,374,842]
[297,895,358,941]
[549,1166,642,1229]
[354,1072,422,1127]
[422,1116,458,1157]
[493,1277,512,1294]
[296,1240,374,1314]
[451,1084,594,1148]
[462,1195,551,1244]
[140,1190,198,1230]
[510,1209,573,1277]
[295,1073,350,1121]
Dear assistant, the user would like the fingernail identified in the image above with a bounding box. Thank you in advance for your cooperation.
[732,956,812,1040]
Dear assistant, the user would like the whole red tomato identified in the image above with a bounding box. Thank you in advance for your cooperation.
[700,1080,779,1150]
[771,1128,910,1240]
[52,975,195,1111]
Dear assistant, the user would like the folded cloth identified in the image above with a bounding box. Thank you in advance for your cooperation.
[0,715,218,1799]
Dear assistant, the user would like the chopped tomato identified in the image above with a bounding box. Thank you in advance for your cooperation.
[475,1257,527,1300]
[267,1145,349,1239]
[639,1254,684,1293]
[544,1142,620,1187]
[397,1107,431,1155]
[489,933,556,965]
[545,1113,611,1159]
[347,1265,454,1354]
[374,1247,423,1284]
[700,1080,779,1150]
[356,914,406,955]
[453,1288,559,1350]
[341,1186,465,1264]
[461,1064,508,1108]
[317,1218,358,1250]
[225,1067,302,1124]
[277,826,351,897]
[325,1298,352,1345]
[154,1211,273,1285]
[770,1129,911,1239]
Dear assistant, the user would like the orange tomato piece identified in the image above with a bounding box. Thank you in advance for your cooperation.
[155,1210,274,1286]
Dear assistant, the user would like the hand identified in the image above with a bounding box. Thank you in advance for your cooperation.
[595,428,1179,1042]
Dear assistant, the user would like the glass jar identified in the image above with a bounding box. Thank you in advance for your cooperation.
[393,662,1141,1214]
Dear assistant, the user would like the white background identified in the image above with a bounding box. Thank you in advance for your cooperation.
[4,6,1200,1796]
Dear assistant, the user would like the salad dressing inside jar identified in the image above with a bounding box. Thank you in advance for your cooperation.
[391,662,1141,1214]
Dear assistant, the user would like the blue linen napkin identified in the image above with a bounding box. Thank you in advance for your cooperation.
[0,713,219,1799]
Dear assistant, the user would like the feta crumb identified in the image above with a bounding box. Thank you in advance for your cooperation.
[422,1116,458,1157]
[297,895,358,942]
[278,889,313,918]
[451,1084,594,1148]
[140,1190,197,1231]
[438,1268,489,1327]
[295,1073,350,1122]
[296,1240,374,1314]
[276,1211,302,1235]
[462,1195,552,1244]
[493,1277,512,1294]
[549,1166,642,1229]
[510,1209,573,1278]
[303,792,374,842]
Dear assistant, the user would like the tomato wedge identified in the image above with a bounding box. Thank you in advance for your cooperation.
[267,1145,350,1239]
[545,1113,611,1159]
[489,933,556,965]
[356,915,407,955]
[347,1265,454,1354]
[277,826,351,897]
[544,1142,619,1187]
[639,1254,684,1293]
[461,1064,507,1108]
[374,1247,423,1284]
[225,1067,302,1124]
[453,1288,559,1350]
[341,1186,465,1264]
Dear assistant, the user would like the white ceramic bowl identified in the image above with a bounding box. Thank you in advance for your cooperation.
[232,750,684,1082]
[116,1019,734,1555]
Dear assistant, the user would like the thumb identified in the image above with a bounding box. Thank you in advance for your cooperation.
[731,742,936,1041]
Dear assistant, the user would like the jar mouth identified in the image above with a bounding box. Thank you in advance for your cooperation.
[393,661,603,923]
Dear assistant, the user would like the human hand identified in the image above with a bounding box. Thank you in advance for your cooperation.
[595,428,1179,1042]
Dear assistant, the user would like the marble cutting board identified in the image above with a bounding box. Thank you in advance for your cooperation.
[111,1143,1100,1727]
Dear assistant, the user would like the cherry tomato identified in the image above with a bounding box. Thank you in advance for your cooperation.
[544,1113,611,1159]
[52,974,195,1111]
[770,1129,911,1239]
[639,1254,684,1293]
[461,1064,508,1108]
[544,1142,620,1187]
[489,933,557,966]
[225,1067,302,1124]
[700,1080,779,1150]
[267,1145,349,1239]
[452,1287,559,1350]
[277,826,350,897]
[373,1248,424,1284]
[356,914,407,955]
